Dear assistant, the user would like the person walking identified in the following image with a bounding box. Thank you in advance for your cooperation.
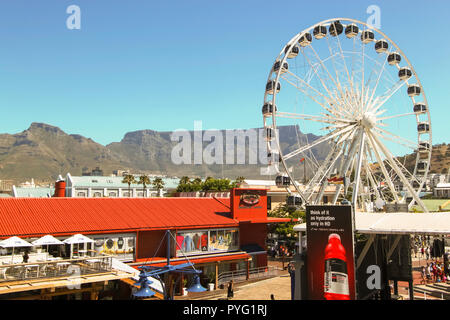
[227,280,234,299]
[421,266,426,284]
[22,251,29,263]
[425,263,432,283]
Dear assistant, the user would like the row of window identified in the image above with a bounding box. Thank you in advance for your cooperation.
[75,190,154,197]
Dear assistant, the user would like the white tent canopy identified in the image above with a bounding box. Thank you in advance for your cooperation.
[32,235,64,246]
[0,236,33,248]
[63,234,94,259]
[293,212,450,235]
[63,234,94,244]
[0,236,33,264]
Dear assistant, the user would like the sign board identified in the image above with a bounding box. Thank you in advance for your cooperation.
[306,205,356,300]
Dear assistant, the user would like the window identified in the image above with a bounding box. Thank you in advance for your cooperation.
[176,228,239,257]
[77,192,86,197]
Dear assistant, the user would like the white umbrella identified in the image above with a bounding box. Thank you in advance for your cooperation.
[32,235,64,257]
[63,234,94,258]
[0,236,33,264]
[63,234,94,244]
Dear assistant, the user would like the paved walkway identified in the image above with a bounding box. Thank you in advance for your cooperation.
[210,275,292,300]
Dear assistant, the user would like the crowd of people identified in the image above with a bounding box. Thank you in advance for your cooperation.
[414,235,450,285]
[421,261,449,284]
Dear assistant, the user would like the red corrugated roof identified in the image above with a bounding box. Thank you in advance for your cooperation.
[0,198,236,238]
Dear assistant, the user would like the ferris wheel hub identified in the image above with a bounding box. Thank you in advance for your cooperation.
[360,112,377,129]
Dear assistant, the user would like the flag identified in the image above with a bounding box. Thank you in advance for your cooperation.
[327,176,344,184]
[300,158,305,163]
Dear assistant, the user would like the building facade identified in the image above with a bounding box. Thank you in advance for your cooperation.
[0,188,289,299]
[65,173,179,198]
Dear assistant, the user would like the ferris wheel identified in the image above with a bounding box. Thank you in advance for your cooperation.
[262,18,431,212]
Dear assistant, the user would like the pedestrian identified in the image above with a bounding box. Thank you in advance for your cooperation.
[270,294,275,300]
[432,263,438,282]
[227,280,234,299]
[426,247,430,261]
[421,247,424,258]
[425,263,432,282]
[22,250,29,263]
[421,266,426,284]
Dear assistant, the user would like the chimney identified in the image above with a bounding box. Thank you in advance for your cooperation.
[53,180,66,197]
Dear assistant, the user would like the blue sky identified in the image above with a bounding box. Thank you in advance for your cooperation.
[0,0,448,146]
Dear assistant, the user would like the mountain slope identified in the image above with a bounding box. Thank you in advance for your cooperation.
[0,123,126,182]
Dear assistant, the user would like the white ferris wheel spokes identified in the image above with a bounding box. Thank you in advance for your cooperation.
[262,18,431,212]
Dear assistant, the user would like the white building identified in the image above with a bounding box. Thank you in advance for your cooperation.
[65,173,179,198]
[434,183,450,198]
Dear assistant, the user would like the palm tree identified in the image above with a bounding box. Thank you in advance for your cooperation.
[179,176,190,185]
[122,174,137,197]
[234,176,246,188]
[138,175,151,197]
[152,177,165,197]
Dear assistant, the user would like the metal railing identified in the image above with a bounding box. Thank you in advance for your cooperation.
[217,266,281,286]
[0,255,113,284]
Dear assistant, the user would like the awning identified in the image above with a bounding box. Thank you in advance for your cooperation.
[293,212,450,235]
[132,252,251,267]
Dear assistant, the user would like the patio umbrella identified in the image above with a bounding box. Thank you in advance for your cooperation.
[0,236,33,264]
[63,234,94,258]
[32,235,64,256]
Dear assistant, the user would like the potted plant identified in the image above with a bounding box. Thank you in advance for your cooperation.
[207,272,215,291]
[182,278,188,296]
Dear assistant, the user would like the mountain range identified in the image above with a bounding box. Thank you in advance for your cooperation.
[0,123,327,184]
[0,123,446,185]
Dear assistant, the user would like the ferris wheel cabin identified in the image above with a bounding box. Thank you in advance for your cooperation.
[329,21,343,36]
[413,103,427,114]
[361,30,375,44]
[407,84,421,97]
[345,24,359,38]
[313,25,327,39]
[298,33,312,47]
[273,60,288,74]
[284,45,299,59]
[266,80,281,95]
[387,52,401,65]
[375,40,388,53]
[262,102,277,116]
[265,127,275,141]
[275,175,291,187]
[398,67,412,80]
[287,195,302,208]
[417,161,427,173]
[417,122,430,133]
[267,152,282,164]
[418,141,431,152]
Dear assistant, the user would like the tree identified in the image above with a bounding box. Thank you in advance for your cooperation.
[179,176,190,185]
[152,177,165,197]
[138,175,151,197]
[122,174,137,197]
[268,204,305,249]
[235,176,246,187]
